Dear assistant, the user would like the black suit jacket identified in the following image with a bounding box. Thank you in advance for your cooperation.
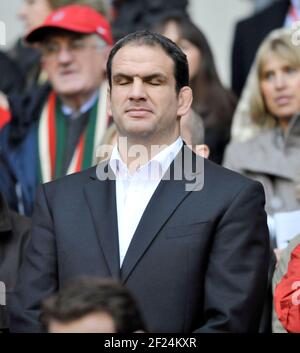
[231,0,290,96]
[9,147,270,332]
[0,193,31,331]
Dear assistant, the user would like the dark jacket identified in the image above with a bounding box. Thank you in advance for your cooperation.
[8,39,42,92]
[0,84,51,216]
[0,51,24,95]
[9,149,270,333]
[231,0,290,97]
[0,192,31,331]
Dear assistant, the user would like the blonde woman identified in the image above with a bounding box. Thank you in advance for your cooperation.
[224,28,300,217]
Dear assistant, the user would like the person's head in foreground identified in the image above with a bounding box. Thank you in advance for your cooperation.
[40,277,146,333]
[250,28,300,132]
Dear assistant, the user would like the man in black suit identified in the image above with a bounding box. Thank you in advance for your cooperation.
[9,31,269,333]
[231,0,290,97]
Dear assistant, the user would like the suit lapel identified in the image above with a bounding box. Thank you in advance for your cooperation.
[84,163,120,278]
[121,146,204,283]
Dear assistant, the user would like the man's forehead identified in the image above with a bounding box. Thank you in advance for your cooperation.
[42,29,90,43]
[115,42,167,57]
[111,43,174,72]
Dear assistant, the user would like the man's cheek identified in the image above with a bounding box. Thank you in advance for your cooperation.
[40,57,49,71]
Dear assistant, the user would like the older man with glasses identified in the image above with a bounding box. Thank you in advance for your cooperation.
[0,5,113,216]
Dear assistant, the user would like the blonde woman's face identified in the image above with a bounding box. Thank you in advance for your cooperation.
[162,20,201,80]
[260,55,300,122]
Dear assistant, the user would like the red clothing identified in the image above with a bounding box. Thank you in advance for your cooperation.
[274,244,300,333]
[0,107,11,129]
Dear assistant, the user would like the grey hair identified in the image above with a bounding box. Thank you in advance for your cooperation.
[91,34,108,51]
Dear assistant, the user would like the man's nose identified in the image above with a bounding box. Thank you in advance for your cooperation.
[56,46,74,64]
[128,78,147,100]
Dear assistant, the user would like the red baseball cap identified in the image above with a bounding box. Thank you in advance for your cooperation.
[25,4,113,45]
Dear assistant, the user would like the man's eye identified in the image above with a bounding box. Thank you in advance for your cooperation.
[43,44,59,54]
[118,80,130,85]
[148,80,161,85]
[70,40,85,50]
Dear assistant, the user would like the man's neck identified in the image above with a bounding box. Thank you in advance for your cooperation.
[59,91,98,113]
[117,134,181,174]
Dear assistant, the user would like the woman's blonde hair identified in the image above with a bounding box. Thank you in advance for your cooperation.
[249,28,300,125]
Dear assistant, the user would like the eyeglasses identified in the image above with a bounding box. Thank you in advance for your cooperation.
[41,37,106,58]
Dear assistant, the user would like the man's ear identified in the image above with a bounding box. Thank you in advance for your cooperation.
[106,86,112,117]
[194,144,210,159]
[177,86,193,117]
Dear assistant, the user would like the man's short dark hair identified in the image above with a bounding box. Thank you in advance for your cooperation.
[40,277,146,333]
[106,30,189,93]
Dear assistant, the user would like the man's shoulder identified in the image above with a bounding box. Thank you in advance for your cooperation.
[203,156,263,196]
[205,155,257,186]
[42,160,111,194]
[43,165,99,189]
[181,146,259,191]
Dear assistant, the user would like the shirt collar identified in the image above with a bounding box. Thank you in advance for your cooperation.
[109,137,183,179]
[61,90,99,119]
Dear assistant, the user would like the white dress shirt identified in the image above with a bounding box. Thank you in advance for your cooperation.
[109,137,183,266]
[61,90,99,119]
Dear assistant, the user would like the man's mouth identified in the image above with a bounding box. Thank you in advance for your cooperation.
[125,108,153,117]
[60,70,77,76]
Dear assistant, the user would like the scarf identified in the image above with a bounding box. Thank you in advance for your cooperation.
[38,81,109,182]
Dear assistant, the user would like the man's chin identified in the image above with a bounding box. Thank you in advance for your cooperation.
[54,87,83,98]
[126,128,156,139]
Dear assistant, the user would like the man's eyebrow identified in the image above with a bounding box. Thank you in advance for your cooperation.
[143,73,167,81]
[112,73,167,81]
[112,73,132,81]
[113,73,131,78]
